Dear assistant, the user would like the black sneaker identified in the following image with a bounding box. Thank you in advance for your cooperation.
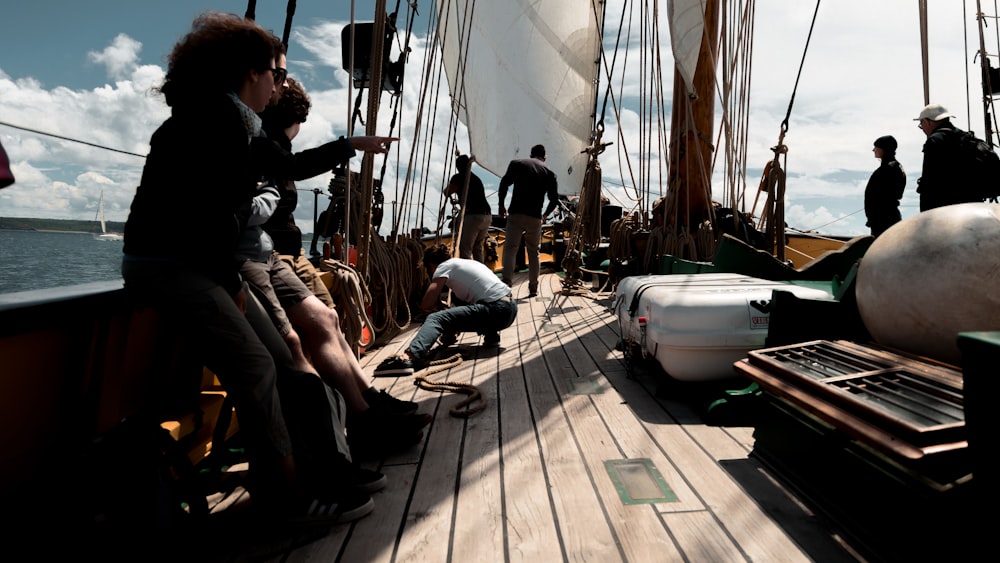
[363,387,418,416]
[348,411,432,443]
[346,465,387,494]
[528,289,538,298]
[328,456,388,494]
[348,411,429,459]
[281,490,374,525]
[483,332,500,346]
[373,356,414,377]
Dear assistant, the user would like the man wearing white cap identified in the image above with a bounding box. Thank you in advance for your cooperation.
[914,103,980,211]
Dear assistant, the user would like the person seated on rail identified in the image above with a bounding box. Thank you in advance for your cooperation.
[239,88,427,458]
[258,67,338,308]
[121,12,372,524]
[243,288,388,505]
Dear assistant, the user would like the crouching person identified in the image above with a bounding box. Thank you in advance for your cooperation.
[374,244,517,376]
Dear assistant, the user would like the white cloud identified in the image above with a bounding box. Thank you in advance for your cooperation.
[87,34,143,81]
[0,36,164,221]
[0,2,990,242]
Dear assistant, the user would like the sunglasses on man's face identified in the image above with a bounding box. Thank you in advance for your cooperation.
[269,67,288,86]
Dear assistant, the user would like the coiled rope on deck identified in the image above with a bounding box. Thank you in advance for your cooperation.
[412,353,487,417]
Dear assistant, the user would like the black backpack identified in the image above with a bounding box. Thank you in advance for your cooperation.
[956,130,1000,201]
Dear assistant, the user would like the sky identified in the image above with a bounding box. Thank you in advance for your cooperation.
[0,1,994,238]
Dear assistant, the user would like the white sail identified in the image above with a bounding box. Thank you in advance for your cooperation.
[667,0,706,97]
[436,0,602,193]
[94,190,123,241]
[98,191,108,234]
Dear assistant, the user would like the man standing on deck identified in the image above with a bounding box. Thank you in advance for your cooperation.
[497,144,559,297]
[444,154,492,263]
[914,103,980,211]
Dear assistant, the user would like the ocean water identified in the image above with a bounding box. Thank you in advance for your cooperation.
[0,230,125,294]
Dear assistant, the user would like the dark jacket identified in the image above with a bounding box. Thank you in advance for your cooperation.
[124,94,257,295]
[257,128,357,256]
[447,171,491,216]
[864,157,905,237]
[918,125,979,211]
[498,157,559,218]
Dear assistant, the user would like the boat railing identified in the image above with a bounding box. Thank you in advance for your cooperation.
[0,282,233,529]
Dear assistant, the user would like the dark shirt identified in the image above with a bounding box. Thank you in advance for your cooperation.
[918,125,979,211]
[124,94,257,295]
[256,127,357,256]
[497,157,559,218]
[446,170,491,215]
[864,158,905,237]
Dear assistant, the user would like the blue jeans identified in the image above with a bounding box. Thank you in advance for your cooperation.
[408,295,518,360]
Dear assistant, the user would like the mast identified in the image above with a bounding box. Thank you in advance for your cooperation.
[665,0,719,248]
[918,0,929,106]
[976,0,996,147]
[356,0,389,276]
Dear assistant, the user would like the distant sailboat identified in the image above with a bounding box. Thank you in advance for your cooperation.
[93,190,123,241]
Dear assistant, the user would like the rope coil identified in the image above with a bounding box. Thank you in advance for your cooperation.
[411,353,487,418]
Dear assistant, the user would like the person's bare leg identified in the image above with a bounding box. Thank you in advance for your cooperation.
[287,295,373,413]
[281,326,316,375]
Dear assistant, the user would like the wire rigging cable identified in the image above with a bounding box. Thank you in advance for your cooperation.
[0,121,146,159]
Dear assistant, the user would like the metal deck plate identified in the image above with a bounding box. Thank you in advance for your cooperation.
[566,376,604,395]
[605,458,677,504]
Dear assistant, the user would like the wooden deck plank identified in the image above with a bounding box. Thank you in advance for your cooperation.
[487,314,564,563]
[390,353,475,563]
[513,280,626,562]
[448,343,506,562]
[534,294,687,562]
[545,292,702,513]
[662,511,751,561]
[525,279,681,562]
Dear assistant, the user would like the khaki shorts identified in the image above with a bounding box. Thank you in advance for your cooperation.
[240,253,314,337]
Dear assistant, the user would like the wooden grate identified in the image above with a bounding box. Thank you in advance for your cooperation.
[745,340,963,445]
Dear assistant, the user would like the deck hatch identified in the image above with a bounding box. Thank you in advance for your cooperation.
[566,376,604,395]
[604,458,677,504]
[745,340,964,442]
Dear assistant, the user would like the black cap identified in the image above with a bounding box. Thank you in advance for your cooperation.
[874,135,897,152]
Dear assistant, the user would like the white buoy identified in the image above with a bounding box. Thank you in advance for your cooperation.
[855,202,1000,366]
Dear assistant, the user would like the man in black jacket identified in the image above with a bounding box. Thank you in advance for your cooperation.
[915,103,979,211]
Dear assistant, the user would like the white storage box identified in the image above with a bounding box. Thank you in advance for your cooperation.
[614,274,835,381]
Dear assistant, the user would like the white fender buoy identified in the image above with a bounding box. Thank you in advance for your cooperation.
[855,202,1000,366]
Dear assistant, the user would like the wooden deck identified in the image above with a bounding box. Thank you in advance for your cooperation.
[182,270,871,562]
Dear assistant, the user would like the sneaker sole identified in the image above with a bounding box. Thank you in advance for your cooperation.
[349,429,425,459]
[355,473,388,494]
[372,368,415,377]
[289,496,375,525]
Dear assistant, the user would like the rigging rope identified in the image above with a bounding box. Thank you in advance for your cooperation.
[412,353,487,418]
[753,0,820,262]
[0,121,146,158]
